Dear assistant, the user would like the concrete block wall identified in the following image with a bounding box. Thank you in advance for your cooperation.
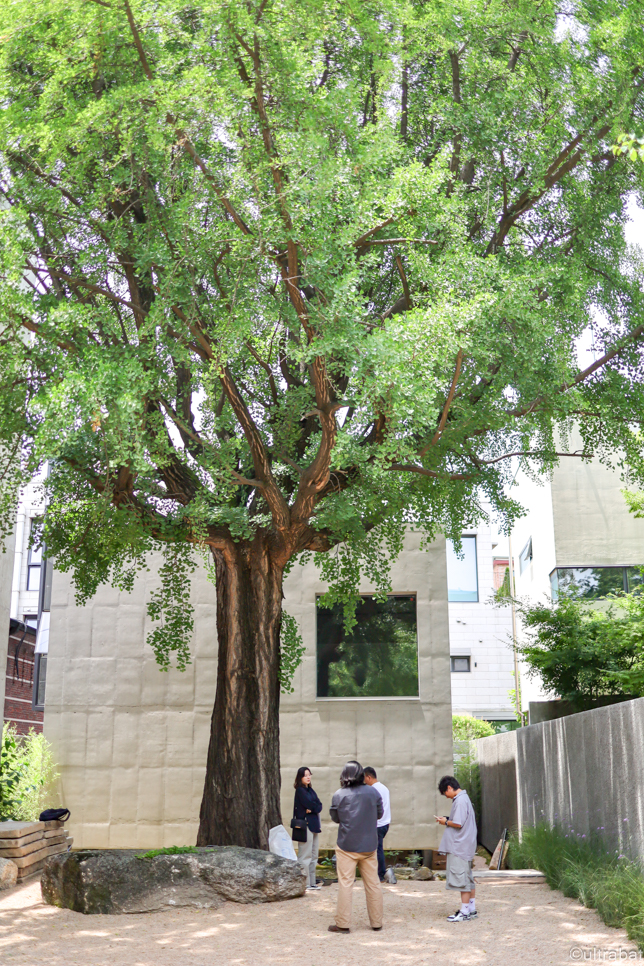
[476,698,644,859]
[45,531,453,850]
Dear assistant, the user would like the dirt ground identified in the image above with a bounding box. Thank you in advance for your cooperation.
[0,875,639,966]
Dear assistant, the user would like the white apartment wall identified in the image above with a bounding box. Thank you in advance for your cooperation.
[511,473,557,710]
[11,473,46,623]
[448,524,515,720]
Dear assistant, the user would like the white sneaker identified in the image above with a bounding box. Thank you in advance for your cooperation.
[307,884,322,891]
[468,908,478,918]
[447,909,471,922]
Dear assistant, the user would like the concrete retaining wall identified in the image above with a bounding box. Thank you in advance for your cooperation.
[476,698,644,858]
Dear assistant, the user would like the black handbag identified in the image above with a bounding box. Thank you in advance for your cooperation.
[39,808,70,823]
[290,815,307,843]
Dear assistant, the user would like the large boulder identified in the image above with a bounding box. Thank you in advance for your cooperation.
[0,857,18,890]
[41,847,306,914]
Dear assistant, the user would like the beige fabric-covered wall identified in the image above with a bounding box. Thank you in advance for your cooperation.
[44,531,452,850]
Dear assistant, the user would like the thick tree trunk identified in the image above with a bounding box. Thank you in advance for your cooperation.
[197,534,284,849]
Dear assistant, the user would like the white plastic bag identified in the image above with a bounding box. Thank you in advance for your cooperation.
[268,824,298,861]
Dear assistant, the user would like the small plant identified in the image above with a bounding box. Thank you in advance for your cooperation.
[509,823,644,950]
[406,852,421,869]
[136,845,212,859]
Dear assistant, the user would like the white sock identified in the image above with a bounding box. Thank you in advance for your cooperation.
[469,899,476,911]
[460,904,469,915]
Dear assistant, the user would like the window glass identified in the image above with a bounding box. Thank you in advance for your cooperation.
[26,565,41,592]
[316,595,418,698]
[555,567,625,599]
[492,559,510,592]
[519,538,533,575]
[626,567,644,595]
[450,656,470,673]
[35,656,47,708]
[549,569,559,599]
[446,536,478,602]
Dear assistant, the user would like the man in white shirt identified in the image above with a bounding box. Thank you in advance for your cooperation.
[364,767,391,882]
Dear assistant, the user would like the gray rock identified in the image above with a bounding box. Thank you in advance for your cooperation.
[41,847,307,914]
[410,865,434,881]
[0,857,17,890]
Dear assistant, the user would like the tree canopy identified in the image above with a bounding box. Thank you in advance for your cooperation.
[1,0,644,663]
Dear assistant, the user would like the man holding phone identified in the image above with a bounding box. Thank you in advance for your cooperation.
[435,776,478,922]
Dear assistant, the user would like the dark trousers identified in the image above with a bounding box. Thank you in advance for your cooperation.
[377,824,389,880]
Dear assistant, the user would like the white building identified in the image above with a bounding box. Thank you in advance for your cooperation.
[447,523,516,728]
[10,470,46,632]
[511,442,644,716]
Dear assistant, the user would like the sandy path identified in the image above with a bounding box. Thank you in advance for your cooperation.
[0,876,638,966]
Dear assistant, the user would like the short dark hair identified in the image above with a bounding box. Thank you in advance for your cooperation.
[364,766,377,779]
[294,766,311,789]
[438,775,461,795]
[340,760,364,787]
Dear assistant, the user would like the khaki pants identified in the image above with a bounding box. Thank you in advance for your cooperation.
[335,847,383,929]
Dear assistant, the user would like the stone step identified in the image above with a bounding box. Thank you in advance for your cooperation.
[44,828,66,839]
[0,821,45,840]
[0,830,43,850]
[473,869,546,884]
[0,838,47,859]
[12,847,49,869]
[16,859,45,880]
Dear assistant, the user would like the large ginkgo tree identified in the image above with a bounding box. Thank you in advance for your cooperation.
[1,0,644,847]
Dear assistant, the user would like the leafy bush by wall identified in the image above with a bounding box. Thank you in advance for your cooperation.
[452,714,495,741]
[0,724,60,821]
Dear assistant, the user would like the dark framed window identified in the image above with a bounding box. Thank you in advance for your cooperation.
[26,519,43,592]
[316,595,418,698]
[33,654,47,710]
[446,536,478,602]
[450,656,471,673]
[550,566,644,600]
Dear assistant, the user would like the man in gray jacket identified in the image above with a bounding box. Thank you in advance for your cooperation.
[328,760,384,933]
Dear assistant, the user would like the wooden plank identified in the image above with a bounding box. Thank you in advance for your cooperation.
[16,860,45,880]
[0,821,44,839]
[11,847,49,869]
[0,830,43,850]
[0,837,46,859]
[47,843,68,858]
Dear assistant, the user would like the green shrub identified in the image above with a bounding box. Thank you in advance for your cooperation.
[452,714,495,741]
[0,724,60,821]
[509,823,644,950]
[517,594,644,709]
[136,845,205,859]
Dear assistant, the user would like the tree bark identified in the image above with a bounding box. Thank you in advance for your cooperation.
[197,533,283,849]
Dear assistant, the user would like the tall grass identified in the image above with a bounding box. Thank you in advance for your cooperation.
[509,823,644,949]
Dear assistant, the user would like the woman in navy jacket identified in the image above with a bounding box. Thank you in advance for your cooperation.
[293,767,323,890]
